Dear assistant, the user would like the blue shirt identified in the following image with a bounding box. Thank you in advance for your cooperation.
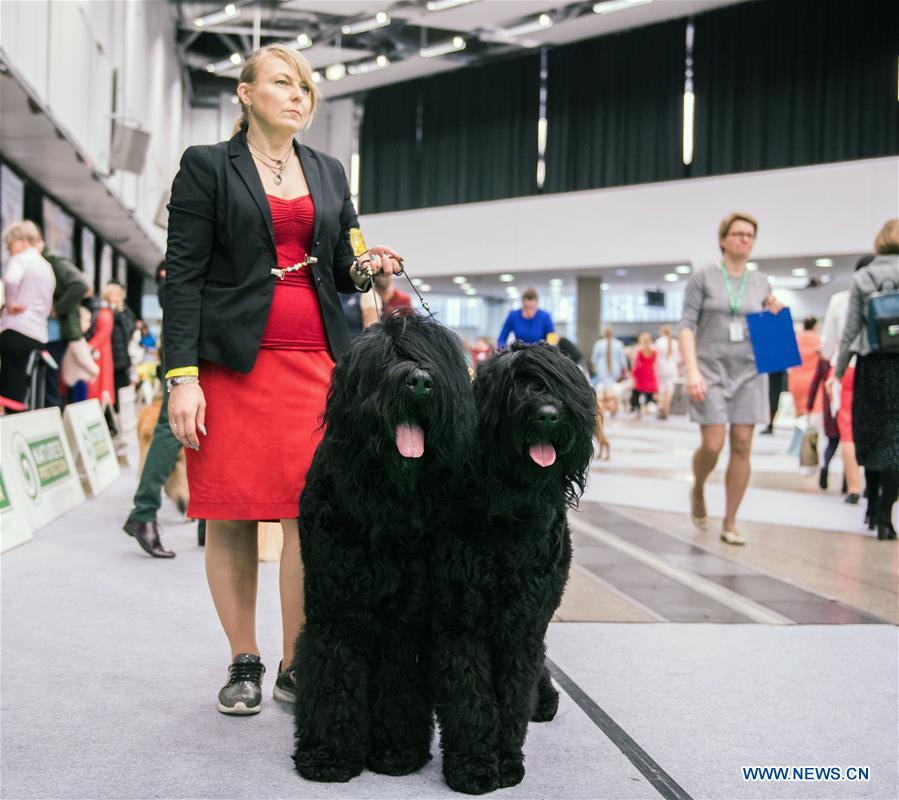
[498,309,555,347]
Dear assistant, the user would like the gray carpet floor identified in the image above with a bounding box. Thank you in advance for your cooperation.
[3,469,897,799]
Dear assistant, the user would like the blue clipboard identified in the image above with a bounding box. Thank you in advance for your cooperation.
[746,308,801,374]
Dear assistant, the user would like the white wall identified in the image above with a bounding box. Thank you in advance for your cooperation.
[0,0,185,252]
[360,157,899,276]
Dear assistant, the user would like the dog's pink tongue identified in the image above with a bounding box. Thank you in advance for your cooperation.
[529,443,556,468]
[396,423,425,458]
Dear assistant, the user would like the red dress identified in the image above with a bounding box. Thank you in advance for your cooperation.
[88,305,115,406]
[185,194,334,520]
[633,350,658,394]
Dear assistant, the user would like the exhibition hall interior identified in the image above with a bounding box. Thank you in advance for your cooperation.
[1,1,897,798]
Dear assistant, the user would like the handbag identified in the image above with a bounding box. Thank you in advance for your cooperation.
[866,278,899,352]
[799,427,819,469]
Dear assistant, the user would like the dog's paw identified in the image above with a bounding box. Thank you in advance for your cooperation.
[531,685,560,722]
[293,746,363,783]
[443,754,499,795]
[366,747,431,776]
[498,752,525,788]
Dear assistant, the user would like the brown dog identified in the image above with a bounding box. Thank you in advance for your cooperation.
[137,397,189,514]
[595,401,611,460]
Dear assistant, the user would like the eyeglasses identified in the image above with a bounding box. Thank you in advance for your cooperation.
[727,232,755,240]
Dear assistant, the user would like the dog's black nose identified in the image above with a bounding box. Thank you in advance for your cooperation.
[537,404,560,429]
[407,368,433,399]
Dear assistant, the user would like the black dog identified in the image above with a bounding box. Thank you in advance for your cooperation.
[433,342,597,794]
[292,313,476,783]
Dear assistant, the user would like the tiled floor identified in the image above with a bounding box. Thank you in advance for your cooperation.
[560,415,898,625]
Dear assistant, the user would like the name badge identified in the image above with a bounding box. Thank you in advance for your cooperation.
[729,319,745,343]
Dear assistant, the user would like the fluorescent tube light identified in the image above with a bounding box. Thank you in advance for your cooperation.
[194,3,240,28]
[498,14,552,38]
[815,258,833,267]
[342,12,389,36]
[427,0,478,11]
[420,36,466,58]
[675,265,691,274]
[682,91,694,165]
[593,0,653,15]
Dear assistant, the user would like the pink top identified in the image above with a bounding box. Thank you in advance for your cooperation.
[259,194,328,351]
[1,247,56,343]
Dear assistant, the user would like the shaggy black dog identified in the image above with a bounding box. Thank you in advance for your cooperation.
[433,341,597,795]
[292,312,476,784]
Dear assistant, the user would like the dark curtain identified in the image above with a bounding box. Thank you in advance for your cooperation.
[419,54,540,208]
[359,80,422,214]
[692,0,899,176]
[360,55,539,212]
[544,19,687,194]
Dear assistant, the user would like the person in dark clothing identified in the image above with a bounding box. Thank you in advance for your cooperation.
[107,281,136,411]
[122,264,179,558]
[761,371,786,434]
[42,248,91,409]
[835,220,899,540]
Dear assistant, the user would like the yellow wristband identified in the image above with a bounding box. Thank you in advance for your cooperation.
[165,366,199,379]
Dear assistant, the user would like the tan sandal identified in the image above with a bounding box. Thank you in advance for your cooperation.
[690,487,708,529]
[720,528,746,545]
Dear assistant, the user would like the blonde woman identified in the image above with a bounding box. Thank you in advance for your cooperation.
[680,213,783,545]
[654,324,680,419]
[164,45,402,714]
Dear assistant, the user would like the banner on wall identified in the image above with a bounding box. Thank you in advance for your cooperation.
[115,254,127,287]
[81,227,96,286]
[42,197,75,260]
[0,467,33,553]
[0,408,85,534]
[1,164,25,270]
[63,400,120,496]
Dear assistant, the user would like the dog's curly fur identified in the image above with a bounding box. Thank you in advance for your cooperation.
[433,342,597,794]
[292,313,476,784]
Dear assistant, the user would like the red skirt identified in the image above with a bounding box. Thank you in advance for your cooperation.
[837,365,854,443]
[185,349,333,520]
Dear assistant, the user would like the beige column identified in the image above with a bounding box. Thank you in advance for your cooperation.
[576,277,603,364]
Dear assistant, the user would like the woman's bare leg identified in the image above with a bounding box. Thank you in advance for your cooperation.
[840,441,862,495]
[723,425,754,530]
[205,520,260,658]
[279,517,305,672]
[693,424,726,516]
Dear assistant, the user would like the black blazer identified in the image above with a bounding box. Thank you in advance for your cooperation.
[163,127,362,374]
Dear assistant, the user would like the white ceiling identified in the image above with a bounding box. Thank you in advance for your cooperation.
[0,71,163,270]
[180,1,749,101]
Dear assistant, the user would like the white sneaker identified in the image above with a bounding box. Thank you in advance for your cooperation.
[720,528,746,545]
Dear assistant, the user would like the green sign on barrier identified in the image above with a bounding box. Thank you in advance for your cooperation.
[27,435,72,488]
[87,422,111,461]
[0,471,10,511]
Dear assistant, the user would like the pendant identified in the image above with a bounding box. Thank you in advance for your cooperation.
[274,174,282,185]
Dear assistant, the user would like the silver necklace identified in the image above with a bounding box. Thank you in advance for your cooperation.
[248,140,293,185]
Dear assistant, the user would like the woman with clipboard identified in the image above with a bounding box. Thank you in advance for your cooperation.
[679,213,783,545]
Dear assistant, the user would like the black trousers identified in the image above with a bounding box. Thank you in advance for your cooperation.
[44,339,69,410]
[768,371,787,421]
[0,329,43,410]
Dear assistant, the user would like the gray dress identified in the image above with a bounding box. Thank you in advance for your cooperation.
[680,263,771,425]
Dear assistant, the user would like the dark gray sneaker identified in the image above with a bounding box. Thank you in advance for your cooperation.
[273,660,297,704]
[218,654,265,715]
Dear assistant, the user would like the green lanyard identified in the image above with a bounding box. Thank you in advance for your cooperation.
[720,262,748,316]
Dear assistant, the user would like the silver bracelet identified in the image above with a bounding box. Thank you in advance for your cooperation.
[166,375,200,391]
